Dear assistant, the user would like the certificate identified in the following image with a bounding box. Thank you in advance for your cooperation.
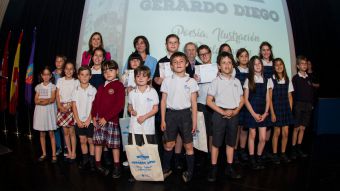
[159,62,173,78]
[195,63,218,83]
[127,70,136,87]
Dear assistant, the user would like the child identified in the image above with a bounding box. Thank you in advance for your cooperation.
[120,52,143,92]
[89,47,106,89]
[291,55,314,159]
[52,55,66,156]
[206,52,244,182]
[91,60,125,178]
[243,56,271,170]
[56,61,79,162]
[81,32,111,66]
[234,48,250,163]
[33,66,58,163]
[127,65,159,181]
[218,43,232,54]
[72,66,97,171]
[160,52,199,182]
[269,58,294,164]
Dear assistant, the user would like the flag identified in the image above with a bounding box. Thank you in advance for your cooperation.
[25,28,36,105]
[9,31,23,115]
[0,31,11,111]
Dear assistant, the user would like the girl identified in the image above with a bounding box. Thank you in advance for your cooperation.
[122,36,158,77]
[56,61,79,162]
[234,48,250,163]
[269,58,294,164]
[81,32,111,66]
[244,56,271,170]
[89,47,105,89]
[33,66,58,163]
[120,52,143,93]
[218,43,232,54]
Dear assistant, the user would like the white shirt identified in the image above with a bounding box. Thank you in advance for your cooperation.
[35,82,56,99]
[243,75,272,89]
[161,73,199,110]
[71,84,97,121]
[238,66,249,73]
[262,59,273,66]
[298,71,308,79]
[207,75,243,109]
[91,67,102,75]
[56,77,79,103]
[268,75,294,93]
[128,86,159,134]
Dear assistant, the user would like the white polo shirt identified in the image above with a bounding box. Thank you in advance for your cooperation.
[268,75,294,93]
[56,77,79,103]
[71,84,97,121]
[243,75,272,89]
[128,86,159,134]
[207,75,243,109]
[161,73,199,110]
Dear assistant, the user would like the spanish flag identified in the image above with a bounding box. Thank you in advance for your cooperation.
[0,31,11,112]
[9,31,23,115]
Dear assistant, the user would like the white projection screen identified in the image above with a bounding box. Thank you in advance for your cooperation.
[76,0,296,76]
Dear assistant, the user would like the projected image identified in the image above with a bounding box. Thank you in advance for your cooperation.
[77,0,295,76]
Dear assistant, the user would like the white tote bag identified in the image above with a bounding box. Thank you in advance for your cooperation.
[119,96,130,151]
[125,127,164,181]
[193,111,208,152]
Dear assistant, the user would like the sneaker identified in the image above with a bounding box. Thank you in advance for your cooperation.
[63,147,68,157]
[225,166,242,179]
[96,166,110,176]
[272,154,281,165]
[56,148,62,156]
[112,166,121,178]
[207,166,217,182]
[182,171,193,183]
[280,153,291,163]
[163,169,172,179]
[122,161,129,167]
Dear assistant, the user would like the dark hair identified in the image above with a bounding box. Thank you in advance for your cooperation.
[273,58,289,83]
[128,52,143,69]
[217,52,236,67]
[133,36,150,55]
[134,65,151,85]
[165,34,180,43]
[61,60,77,79]
[88,47,106,68]
[78,66,92,76]
[296,55,307,65]
[88,32,104,54]
[259,41,274,61]
[39,66,54,83]
[55,54,67,63]
[236,48,249,67]
[102,60,119,72]
[218,43,232,54]
[170,52,189,65]
[248,56,264,92]
[197,44,211,55]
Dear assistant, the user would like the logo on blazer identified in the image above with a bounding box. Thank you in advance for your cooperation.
[108,89,115,94]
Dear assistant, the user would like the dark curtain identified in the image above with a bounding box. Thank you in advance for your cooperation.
[0,0,85,132]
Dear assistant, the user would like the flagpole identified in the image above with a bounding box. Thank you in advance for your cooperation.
[26,105,32,140]
[2,111,8,134]
[14,110,20,136]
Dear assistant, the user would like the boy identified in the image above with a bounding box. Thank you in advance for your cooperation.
[91,60,125,178]
[291,55,314,159]
[160,52,199,182]
[206,52,244,182]
[127,65,159,181]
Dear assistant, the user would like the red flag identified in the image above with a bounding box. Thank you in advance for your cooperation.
[0,31,11,111]
[9,31,23,114]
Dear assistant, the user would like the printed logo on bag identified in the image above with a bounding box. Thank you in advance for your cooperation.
[137,154,150,160]
[108,88,115,94]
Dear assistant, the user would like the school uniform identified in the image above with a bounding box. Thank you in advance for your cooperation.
[160,73,199,144]
[235,66,249,126]
[262,59,273,80]
[91,79,125,149]
[72,84,97,137]
[269,75,295,127]
[153,55,171,97]
[292,72,314,127]
[127,86,159,146]
[186,59,201,78]
[207,75,243,147]
[243,75,271,128]
[89,67,105,89]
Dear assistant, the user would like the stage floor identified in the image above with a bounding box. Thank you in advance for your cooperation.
[0,131,339,191]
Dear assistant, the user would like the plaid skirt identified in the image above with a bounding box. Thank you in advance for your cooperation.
[57,109,74,127]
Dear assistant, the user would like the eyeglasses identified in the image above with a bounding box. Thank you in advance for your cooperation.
[199,52,210,57]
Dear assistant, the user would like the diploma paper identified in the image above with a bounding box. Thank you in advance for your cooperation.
[159,62,173,78]
[195,63,218,83]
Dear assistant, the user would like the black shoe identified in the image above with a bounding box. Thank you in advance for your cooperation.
[290,147,297,160]
[225,166,242,179]
[79,157,89,170]
[297,148,308,158]
[38,155,47,162]
[89,157,96,172]
[182,171,193,183]
[280,153,291,163]
[96,166,110,176]
[163,169,172,179]
[112,166,121,178]
[249,156,260,170]
[233,152,240,164]
[272,154,280,165]
[239,149,249,162]
[128,174,136,182]
[207,166,218,182]
[256,156,265,169]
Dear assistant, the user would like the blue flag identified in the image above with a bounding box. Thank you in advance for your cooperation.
[25,28,36,105]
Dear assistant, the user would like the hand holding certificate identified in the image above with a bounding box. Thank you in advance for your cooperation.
[127,70,136,87]
[159,62,173,78]
[195,63,218,83]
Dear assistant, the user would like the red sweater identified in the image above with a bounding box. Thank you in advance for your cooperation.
[91,80,125,123]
